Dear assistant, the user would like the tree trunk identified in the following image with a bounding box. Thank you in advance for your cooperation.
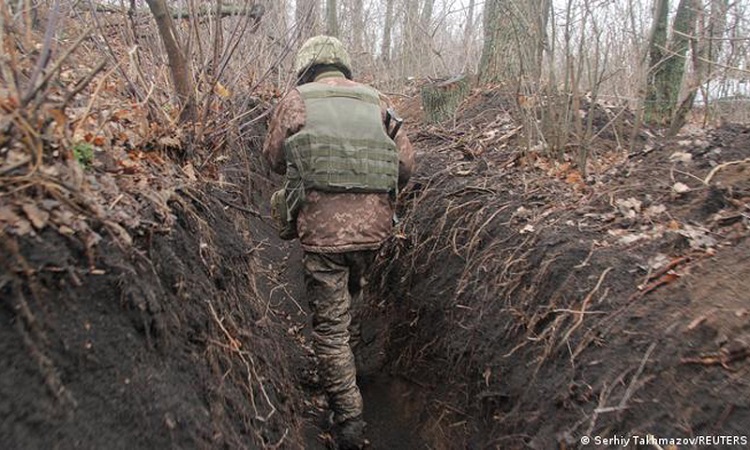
[645,0,698,127]
[667,0,702,134]
[380,0,394,62]
[462,0,476,69]
[325,0,338,37]
[644,0,671,124]
[478,0,547,83]
[696,0,729,126]
[144,0,196,123]
[479,0,499,82]
[401,0,420,75]
[535,0,551,78]
[295,0,319,41]
[420,0,435,29]
[664,0,698,118]
[351,0,364,54]
[418,0,435,72]
[704,0,729,79]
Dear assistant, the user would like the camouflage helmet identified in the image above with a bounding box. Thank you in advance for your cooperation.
[294,35,352,80]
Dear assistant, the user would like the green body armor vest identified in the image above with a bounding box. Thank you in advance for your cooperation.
[273,82,399,239]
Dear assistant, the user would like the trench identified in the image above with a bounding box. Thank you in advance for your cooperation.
[5,94,748,448]
[299,375,429,449]
[359,375,429,449]
[258,238,432,449]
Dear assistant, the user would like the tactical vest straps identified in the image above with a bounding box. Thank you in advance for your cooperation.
[284,83,399,194]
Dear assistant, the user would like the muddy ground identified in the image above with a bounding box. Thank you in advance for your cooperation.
[2,84,749,450]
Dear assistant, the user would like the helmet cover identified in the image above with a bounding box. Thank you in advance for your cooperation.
[294,35,352,79]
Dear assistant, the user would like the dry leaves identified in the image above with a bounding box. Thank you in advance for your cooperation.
[21,203,50,230]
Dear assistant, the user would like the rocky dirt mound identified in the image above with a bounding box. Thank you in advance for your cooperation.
[372,89,750,448]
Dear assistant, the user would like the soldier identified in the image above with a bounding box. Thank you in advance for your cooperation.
[263,36,415,449]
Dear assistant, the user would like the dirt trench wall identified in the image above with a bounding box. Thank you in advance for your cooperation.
[374,128,750,448]
[0,189,303,449]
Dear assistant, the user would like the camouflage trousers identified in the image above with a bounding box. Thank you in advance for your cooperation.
[303,250,377,424]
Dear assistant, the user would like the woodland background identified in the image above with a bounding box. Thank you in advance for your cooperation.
[4,0,749,149]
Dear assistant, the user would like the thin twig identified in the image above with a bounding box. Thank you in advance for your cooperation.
[0,154,32,176]
[213,193,263,218]
[207,300,277,422]
[704,158,750,185]
[22,0,61,106]
[617,342,657,409]
[26,25,97,108]
[62,59,108,109]
[71,62,121,140]
[559,267,613,351]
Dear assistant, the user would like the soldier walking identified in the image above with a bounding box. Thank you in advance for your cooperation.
[263,36,415,449]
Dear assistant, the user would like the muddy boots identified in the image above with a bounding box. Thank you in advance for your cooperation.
[334,416,367,449]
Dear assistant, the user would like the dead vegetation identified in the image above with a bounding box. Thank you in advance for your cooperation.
[1,4,308,448]
[374,87,750,448]
[3,2,750,449]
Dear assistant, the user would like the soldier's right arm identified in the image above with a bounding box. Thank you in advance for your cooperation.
[262,89,306,175]
[377,94,415,190]
[393,121,415,190]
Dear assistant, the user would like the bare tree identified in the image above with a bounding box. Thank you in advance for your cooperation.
[380,0,394,62]
[401,0,421,75]
[462,0,476,70]
[479,0,548,83]
[325,0,339,37]
[419,0,435,72]
[351,0,364,54]
[692,0,730,126]
[644,0,670,124]
[144,0,196,123]
[296,0,320,41]
[420,0,435,29]
[645,0,698,126]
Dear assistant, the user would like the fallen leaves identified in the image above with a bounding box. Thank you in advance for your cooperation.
[565,170,585,189]
[678,224,717,249]
[519,224,535,234]
[615,197,642,218]
[0,206,33,235]
[629,252,712,301]
[532,159,587,191]
[672,182,691,194]
[214,82,231,99]
[21,203,50,230]
[669,151,693,164]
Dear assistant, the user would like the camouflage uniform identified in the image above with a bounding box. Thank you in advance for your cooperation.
[303,250,376,422]
[264,79,413,254]
[263,47,414,427]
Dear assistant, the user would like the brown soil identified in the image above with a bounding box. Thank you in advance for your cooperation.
[3,69,749,450]
[1,180,306,448]
[368,94,750,448]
